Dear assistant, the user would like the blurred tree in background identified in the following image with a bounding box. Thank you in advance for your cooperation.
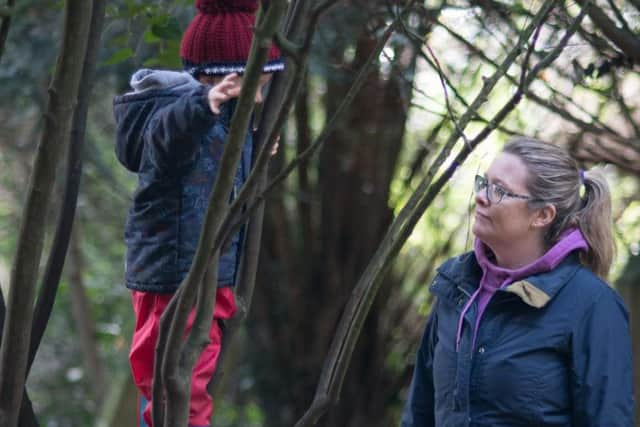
[0,0,639,426]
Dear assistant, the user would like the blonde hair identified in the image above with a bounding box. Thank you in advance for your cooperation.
[503,137,614,279]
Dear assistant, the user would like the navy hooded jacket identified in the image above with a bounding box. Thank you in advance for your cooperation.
[113,69,252,293]
[401,252,634,427]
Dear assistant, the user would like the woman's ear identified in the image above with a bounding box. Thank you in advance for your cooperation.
[531,203,556,229]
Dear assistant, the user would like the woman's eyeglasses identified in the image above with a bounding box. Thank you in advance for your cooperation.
[474,175,535,205]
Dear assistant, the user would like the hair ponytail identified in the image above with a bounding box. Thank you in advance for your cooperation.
[577,169,614,279]
[503,138,615,279]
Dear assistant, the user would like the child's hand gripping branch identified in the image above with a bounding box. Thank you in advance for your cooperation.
[207,73,242,114]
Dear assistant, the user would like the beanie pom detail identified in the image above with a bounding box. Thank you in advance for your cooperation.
[196,0,258,14]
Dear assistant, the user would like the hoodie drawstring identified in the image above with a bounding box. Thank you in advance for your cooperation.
[455,287,481,352]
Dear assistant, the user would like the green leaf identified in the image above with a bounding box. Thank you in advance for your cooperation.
[109,33,132,48]
[103,47,134,66]
[151,16,182,40]
[143,29,161,45]
[143,40,182,69]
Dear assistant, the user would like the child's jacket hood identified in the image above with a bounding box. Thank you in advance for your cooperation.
[113,69,202,172]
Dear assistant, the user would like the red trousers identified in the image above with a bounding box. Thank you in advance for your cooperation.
[129,288,236,427]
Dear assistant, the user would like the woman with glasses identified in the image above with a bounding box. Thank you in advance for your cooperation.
[401,138,634,426]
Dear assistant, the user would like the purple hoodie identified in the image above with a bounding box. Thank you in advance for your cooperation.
[455,228,589,351]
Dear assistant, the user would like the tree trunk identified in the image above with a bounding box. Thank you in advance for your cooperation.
[0,1,92,425]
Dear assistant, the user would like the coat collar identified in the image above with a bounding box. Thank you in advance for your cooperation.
[432,252,582,308]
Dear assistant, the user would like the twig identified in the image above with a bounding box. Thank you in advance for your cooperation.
[423,40,471,149]
[435,18,626,142]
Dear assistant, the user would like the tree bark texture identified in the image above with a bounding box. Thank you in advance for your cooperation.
[0,1,92,425]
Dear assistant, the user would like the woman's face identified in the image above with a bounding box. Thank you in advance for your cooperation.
[472,152,541,250]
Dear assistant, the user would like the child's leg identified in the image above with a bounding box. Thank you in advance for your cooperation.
[129,291,174,427]
[188,287,237,426]
[129,288,237,427]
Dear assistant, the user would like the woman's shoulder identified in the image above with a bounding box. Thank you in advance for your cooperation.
[430,252,481,297]
[436,251,477,276]
[559,263,627,316]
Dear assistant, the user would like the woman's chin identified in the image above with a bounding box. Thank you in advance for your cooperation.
[472,223,493,243]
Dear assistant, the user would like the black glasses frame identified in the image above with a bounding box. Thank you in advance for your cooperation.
[474,175,535,205]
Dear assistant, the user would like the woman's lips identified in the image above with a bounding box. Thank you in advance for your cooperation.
[475,211,490,222]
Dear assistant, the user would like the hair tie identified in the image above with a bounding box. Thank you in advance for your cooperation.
[579,169,585,184]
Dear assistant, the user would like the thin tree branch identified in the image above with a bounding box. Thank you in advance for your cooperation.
[422,41,471,148]
[434,17,626,143]
[605,0,634,35]
[380,47,521,141]
[217,12,402,257]
[630,0,640,13]
[610,73,640,139]
[274,31,302,62]
[575,0,640,63]
[262,18,400,206]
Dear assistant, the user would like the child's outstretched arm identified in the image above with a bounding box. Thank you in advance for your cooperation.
[143,74,242,171]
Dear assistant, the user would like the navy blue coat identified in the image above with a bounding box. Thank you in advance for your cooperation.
[402,252,634,427]
[113,69,252,293]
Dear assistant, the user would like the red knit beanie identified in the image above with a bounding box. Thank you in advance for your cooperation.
[180,0,284,76]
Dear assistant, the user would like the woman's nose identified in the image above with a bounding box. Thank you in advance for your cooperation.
[475,189,489,206]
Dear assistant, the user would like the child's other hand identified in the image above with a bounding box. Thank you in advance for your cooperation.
[270,134,280,156]
[208,73,242,114]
